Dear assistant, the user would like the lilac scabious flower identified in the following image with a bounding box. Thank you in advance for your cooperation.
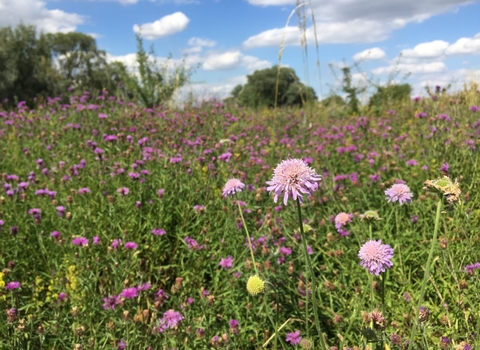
[152,228,166,236]
[286,330,302,345]
[120,287,138,299]
[124,242,138,250]
[385,183,413,205]
[219,256,234,269]
[103,294,122,310]
[222,178,245,197]
[358,240,394,275]
[72,237,89,246]
[335,212,353,236]
[156,310,184,333]
[266,158,321,206]
[5,281,21,290]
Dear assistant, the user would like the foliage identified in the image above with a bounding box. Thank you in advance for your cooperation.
[369,83,412,113]
[118,35,193,108]
[229,65,317,108]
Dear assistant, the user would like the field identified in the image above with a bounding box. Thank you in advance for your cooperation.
[0,87,479,349]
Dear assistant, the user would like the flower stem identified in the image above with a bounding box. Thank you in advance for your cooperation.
[296,198,326,350]
[408,198,442,349]
[237,198,258,275]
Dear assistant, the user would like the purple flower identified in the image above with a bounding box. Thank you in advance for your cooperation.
[56,206,65,217]
[50,231,61,239]
[193,205,205,213]
[358,240,394,275]
[152,228,166,236]
[112,239,121,249]
[117,187,129,196]
[72,237,89,246]
[219,256,234,269]
[334,212,353,234]
[5,281,21,290]
[157,189,165,197]
[222,178,245,197]
[266,158,321,206]
[93,236,100,245]
[58,292,67,301]
[98,113,108,119]
[440,162,449,173]
[137,283,151,291]
[117,340,126,350]
[120,287,138,299]
[124,242,138,250]
[465,262,480,275]
[78,188,91,195]
[229,319,239,334]
[28,208,41,218]
[385,183,413,205]
[286,330,302,345]
[103,295,122,310]
[156,309,184,333]
[405,159,418,166]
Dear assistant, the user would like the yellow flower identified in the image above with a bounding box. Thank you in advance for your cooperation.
[246,275,265,296]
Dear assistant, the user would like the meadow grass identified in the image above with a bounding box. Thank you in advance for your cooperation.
[0,88,479,349]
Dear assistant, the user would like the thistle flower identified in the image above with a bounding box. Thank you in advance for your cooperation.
[418,306,430,322]
[358,240,394,275]
[286,330,302,345]
[222,179,245,197]
[423,176,461,205]
[246,275,265,296]
[384,183,413,205]
[156,309,184,333]
[266,158,321,206]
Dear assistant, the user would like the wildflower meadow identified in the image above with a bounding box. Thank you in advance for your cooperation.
[0,85,480,350]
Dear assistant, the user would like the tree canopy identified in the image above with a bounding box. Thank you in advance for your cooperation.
[228,66,317,108]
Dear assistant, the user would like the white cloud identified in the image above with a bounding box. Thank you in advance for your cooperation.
[353,47,386,61]
[133,12,190,40]
[401,40,449,59]
[188,37,216,47]
[0,0,84,33]
[203,51,270,71]
[243,20,389,48]
[372,62,446,75]
[244,0,473,47]
[445,34,480,55]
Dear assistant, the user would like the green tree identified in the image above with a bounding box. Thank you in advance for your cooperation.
[117,35,193,108]
[341,66,362,114]
[368,83,412,112]
[229,66,316,108]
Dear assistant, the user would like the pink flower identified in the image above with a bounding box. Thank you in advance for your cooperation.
[222,179,245,197]
[5,281,21,290]
[156,309,184,333]
[358,240,394,275]
[266,158,321,206]
[385,183,413,205]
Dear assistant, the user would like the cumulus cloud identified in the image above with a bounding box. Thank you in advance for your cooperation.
[372,62,446,75]
[133,12,190,40]
[0,0,84,33]
[353,47,386,61]
[445,33,480,55]
[203,51,270,71]
[244,0,473,47]
[401,40,449,59]
[188,37,216,47]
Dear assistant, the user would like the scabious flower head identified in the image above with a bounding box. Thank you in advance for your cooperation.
[266,158,321,206]
[359,210,381,222]
[385,183,413,205]
[358,240,394,275]
[286,330,302,345]
[423,176,461,205]
[222,179,245,197]
[334,212,353,232]
[246,275,265,296]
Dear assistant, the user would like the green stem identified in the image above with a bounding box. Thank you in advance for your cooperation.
[296,199,326,350]
[408,198,442,350]
[237,198,258,275]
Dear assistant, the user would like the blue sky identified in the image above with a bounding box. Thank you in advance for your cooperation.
[1,0,480,101]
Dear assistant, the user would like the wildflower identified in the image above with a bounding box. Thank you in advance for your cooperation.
[334,212,353,236]
[219,256,234,269]
[156,309,184,333]
[286,330,302,345]
[103,295,122,310]
[222,179,245,197]
[58,292,67,301]
[50,231,61,239]
[152,228,166,236]
[266,158,321,206]
[358,240,394,275]
[405,159,418,166]
[246,275,265,295]
[93,236,100,245]
[157,189,165,197]
[423,176,461,205]
[6,308,17,323]
[5,281,21,290]
[77,188,90,195]
[359,210,381,221]
[418,306,430,322]
[193,205,205,213]
[72,237,89,246]
[440,162,449,173]
[124,242,138,250]
[440,336,451,349]
[229,319,239,335]
[385,183,413,205]
[120,287,138,299]
[112,239,121,249]
[465,262,480,275]
[117,187,129,196]
[403,292,411,302]
[56,206,65,217]
[370,310,386,330]
[117,339,126,350]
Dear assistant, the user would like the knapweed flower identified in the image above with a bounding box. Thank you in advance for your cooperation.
[266,158,321,206]
[418,306,430,322]
[229,319,239,335]
[222,179,245,197]
[358,240,394,275]
[246,275,265,296]
[219,256,234,269]
[124,242,138,250]
[156,309,184,333]
[152,228,166,236]
[334,212,353,236]
[120,287,138,299]
[72,237,89,246]
[385,183,413,205]
[103,295,122,310]
[286,330,302,345]
[423,176,461,205]
[117,187,129,196]
[5,281,21,290]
